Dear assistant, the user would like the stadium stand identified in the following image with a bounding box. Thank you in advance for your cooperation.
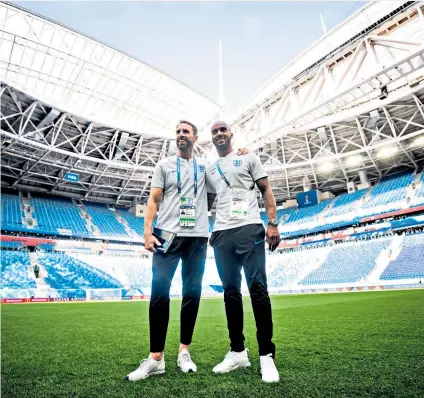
[380,233,424,280]
[83,203,129,238]
[80,254,152,290]
[31,195,90,235]
[38,252,122,290]
[267,246,332,288]
[208,216,215,233]
[283,200,331,225]
[1,250,35,289]
[324,189,367,218]
[1,193,23,228]
[299,238,391,285]
[2,230,423,298]
[116,208,145,236]
[0,241,23,249]
[361,173,414,210]
[1,170,423,243]
[412,173,424,205]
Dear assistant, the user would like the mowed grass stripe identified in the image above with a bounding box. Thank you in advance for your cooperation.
[2,290,423,398]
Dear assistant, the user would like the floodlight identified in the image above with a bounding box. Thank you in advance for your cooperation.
[345,155,363,167]
[378,146,398,158]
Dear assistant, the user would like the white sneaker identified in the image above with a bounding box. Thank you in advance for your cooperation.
[213,349,251,374]
[177,348,197,373]
[260,354,280,383]
[125,355,165,381]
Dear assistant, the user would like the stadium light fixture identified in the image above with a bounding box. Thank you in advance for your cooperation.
[318,161,335,173]
[345,155,363,167]
[377,146,398,158]
[412,135,424,147]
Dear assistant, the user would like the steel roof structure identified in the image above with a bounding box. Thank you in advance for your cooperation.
[0,2,220,205]
[218,0,424,201]
[1,1,424,206]
[0,2,221,139]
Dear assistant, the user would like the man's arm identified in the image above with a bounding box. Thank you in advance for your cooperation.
[256,177,277,220]
[256,177,281,251]
[144,161,167,252]
[144,187,163,234]
[144,187,164,253]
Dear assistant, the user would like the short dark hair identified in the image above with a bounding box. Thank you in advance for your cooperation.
[177,120,198,136]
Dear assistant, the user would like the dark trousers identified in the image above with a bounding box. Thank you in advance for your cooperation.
[149,236,207,353]
[210,223,275,357]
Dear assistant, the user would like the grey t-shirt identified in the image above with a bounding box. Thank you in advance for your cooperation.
[151,156,210,238]
[207,151,268,232]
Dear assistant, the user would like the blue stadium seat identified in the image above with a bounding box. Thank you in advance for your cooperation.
[325,189,367,218]
[84,203,128,238]
[1,250,36,289]
[284,200,330,225]
[362,173,413,209]
[31,195,90,235]
[380,233,424,280]
[267,246,330,288]
[412,173,424,205]
[117,208,145,236]
[0,241,23,249]
[299,239,390,285]
[38,252,123,289]
[1,193,23,228]
[208,216,215,233]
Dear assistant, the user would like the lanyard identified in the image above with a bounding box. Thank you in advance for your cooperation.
[176,156,198,198]
[216,162,232,189]
[216,160,255,191]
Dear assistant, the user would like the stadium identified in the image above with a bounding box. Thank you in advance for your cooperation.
[1,1,423,397]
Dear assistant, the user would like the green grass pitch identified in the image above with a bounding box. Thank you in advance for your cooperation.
[2,290,424,398]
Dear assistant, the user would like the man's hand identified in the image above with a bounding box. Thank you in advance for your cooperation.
[266,225,281,252]
[144,231,162,253]
[237,147,249,155]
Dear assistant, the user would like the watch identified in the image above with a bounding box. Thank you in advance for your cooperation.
[268,218,279,227]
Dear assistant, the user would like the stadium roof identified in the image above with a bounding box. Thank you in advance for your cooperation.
[221,0,424,200]
[1,1,424,206]
[0,2,222,140]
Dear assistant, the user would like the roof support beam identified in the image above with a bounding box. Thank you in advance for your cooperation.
[11,150,51,187]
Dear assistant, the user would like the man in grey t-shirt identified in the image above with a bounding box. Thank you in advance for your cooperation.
[126,120,209,381]
[207,121,281,383]
[126,120,247,382]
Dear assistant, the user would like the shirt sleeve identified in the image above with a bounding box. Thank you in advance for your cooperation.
[150,161,165,189]
[249,154,268,182]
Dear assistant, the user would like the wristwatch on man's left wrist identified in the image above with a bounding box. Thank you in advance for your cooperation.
[268,218,279,227]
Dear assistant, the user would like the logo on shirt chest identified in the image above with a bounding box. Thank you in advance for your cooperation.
[198,165,205,173]
[233,160,242,167]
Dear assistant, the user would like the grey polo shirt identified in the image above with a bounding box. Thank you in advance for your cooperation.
[207,151,268,232]
[151,156,209,238]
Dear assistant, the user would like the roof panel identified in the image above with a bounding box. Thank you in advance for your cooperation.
[1,3,221,143]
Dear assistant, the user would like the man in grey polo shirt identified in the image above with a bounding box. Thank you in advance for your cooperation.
[207,121,281,383]
[126,120,246,381]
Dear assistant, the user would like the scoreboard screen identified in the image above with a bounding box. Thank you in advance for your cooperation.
[296,190,320,208]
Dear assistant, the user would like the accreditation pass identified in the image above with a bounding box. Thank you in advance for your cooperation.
[180,197,196,227]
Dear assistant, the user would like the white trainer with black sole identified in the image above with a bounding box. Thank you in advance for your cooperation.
[125,355,165,381]
[212,349,251,374]
[177,348,197,373]
[260,354,280,383]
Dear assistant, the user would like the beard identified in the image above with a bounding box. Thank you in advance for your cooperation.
[177,139,193,151]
